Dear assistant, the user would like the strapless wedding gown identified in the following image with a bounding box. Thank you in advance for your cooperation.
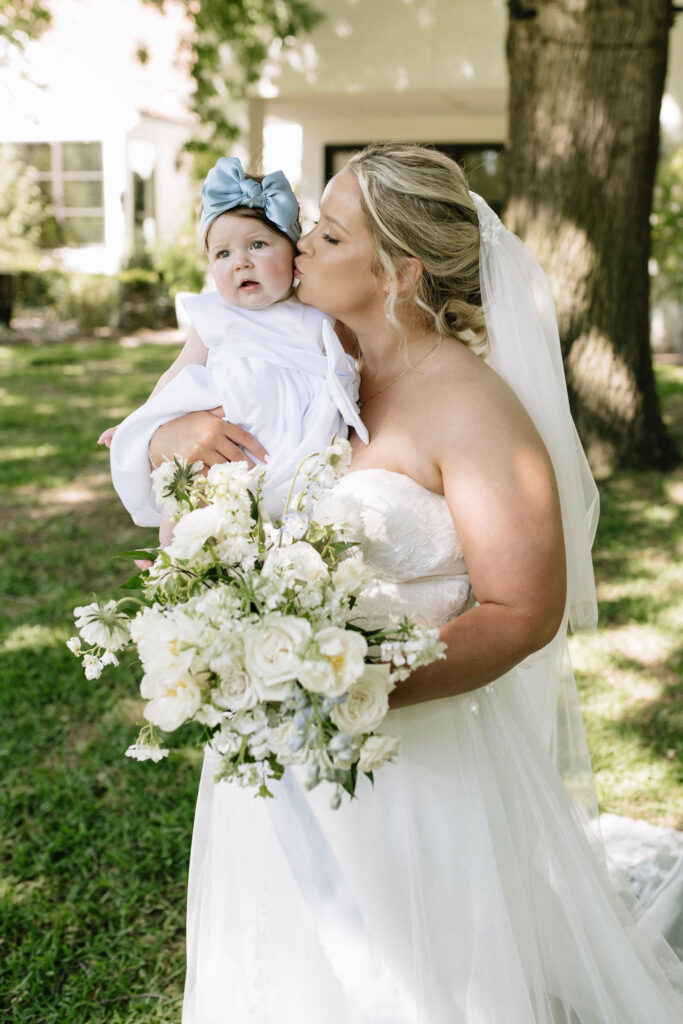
[183,470,683,1023]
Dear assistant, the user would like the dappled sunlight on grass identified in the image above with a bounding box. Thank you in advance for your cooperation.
[2,623,66,651]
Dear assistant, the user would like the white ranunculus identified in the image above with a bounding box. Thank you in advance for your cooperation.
[330,663,393,736]
[358,733,400,772]
[129,606,196,683]
[304,626,367,697]
[243,616,311,701]
[141,673,202,731]
[264,542,328,586]
[212,670,258,712]
[167,504,226,560]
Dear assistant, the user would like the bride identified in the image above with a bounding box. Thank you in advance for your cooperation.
[148,144,682,1022]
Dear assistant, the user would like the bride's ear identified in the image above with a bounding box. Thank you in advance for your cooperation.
[395,257,423,295]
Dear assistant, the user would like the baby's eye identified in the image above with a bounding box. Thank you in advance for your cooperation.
[251,240,266,249]
[216,249,231,259]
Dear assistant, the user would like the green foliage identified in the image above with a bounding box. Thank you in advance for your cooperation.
[152,226,206,298]
[650,146,683,303]
[0,0,51,58]
[142,0,325,173]
[0,148,45,269]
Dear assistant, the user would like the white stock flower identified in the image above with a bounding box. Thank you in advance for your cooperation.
[66,636,81,655]
[74,600,129,651]
[358,734,400,772]
[167,505,226,561]
[82,654,103,680]
[125,743,169,763]
[141,673,202,732]
[243,616,311,701]
[330,663,393,736]
[299,626,367,697]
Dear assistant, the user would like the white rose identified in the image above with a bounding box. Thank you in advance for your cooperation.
[167,505,226,560]
[332,553,370,595]
[297,658,337,696]
[330,663,393,736]
[302,626,367,697]
[358,734,400,772]
[264,542,328,585]
[141,674,202,731]
[243,615,311,701]
[212,670,258,712]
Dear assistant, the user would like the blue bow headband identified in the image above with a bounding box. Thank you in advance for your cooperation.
[200,157,301,245]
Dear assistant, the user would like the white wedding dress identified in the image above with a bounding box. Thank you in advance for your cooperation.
[183,468,683,1024]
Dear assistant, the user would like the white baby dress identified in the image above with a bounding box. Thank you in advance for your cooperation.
[110,292,366,524]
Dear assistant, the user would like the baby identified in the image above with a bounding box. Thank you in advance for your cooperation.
[106,157,367,548]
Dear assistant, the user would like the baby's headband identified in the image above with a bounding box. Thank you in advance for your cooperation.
[200,157,301,244]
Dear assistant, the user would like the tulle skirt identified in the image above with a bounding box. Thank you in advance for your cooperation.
[183,672,683,1023]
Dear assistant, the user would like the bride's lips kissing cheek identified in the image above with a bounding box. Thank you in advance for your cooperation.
[294,171,380,322]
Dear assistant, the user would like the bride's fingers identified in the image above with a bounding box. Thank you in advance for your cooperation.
[134,558,154,571]
[208,407,268,464]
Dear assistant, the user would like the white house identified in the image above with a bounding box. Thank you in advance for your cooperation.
[0,0,196,274]
[1,0,681,292]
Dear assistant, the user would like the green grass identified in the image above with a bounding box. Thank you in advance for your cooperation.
[0,335,681,1019]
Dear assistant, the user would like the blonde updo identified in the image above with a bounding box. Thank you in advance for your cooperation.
[345,143,486,350]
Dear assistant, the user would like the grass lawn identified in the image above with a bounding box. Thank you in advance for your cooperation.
[1,333,681,1021]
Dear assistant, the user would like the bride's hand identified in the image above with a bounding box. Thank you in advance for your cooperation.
[149,407,268,472]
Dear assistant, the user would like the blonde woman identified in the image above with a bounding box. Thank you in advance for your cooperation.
[150,144,683,1023]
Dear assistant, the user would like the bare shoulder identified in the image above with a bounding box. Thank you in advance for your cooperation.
[414,341,545,466]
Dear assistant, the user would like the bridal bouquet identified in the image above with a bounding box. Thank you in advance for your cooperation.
[67,440,445,807]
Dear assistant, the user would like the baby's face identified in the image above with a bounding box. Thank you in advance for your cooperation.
[207,212,295,309]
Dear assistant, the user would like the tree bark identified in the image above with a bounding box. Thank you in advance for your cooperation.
[506,0,679,471]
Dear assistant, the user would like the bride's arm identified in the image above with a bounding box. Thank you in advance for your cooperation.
[390,370,567,708]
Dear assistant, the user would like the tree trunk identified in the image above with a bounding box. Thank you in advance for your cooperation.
[506,0,679,471]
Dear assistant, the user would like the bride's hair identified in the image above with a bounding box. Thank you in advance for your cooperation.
[345,143,487,350]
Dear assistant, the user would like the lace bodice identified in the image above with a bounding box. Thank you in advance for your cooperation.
[334,469,473,629]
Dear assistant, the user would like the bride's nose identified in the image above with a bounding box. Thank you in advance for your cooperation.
[297,230,313,254]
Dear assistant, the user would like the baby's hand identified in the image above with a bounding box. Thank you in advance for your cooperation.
[97,425,119,448]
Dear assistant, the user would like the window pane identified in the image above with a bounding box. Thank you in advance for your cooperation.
[62,142,102,172]
[63,179,103,209]
[16,142,52,173]
[63,216,105,245]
